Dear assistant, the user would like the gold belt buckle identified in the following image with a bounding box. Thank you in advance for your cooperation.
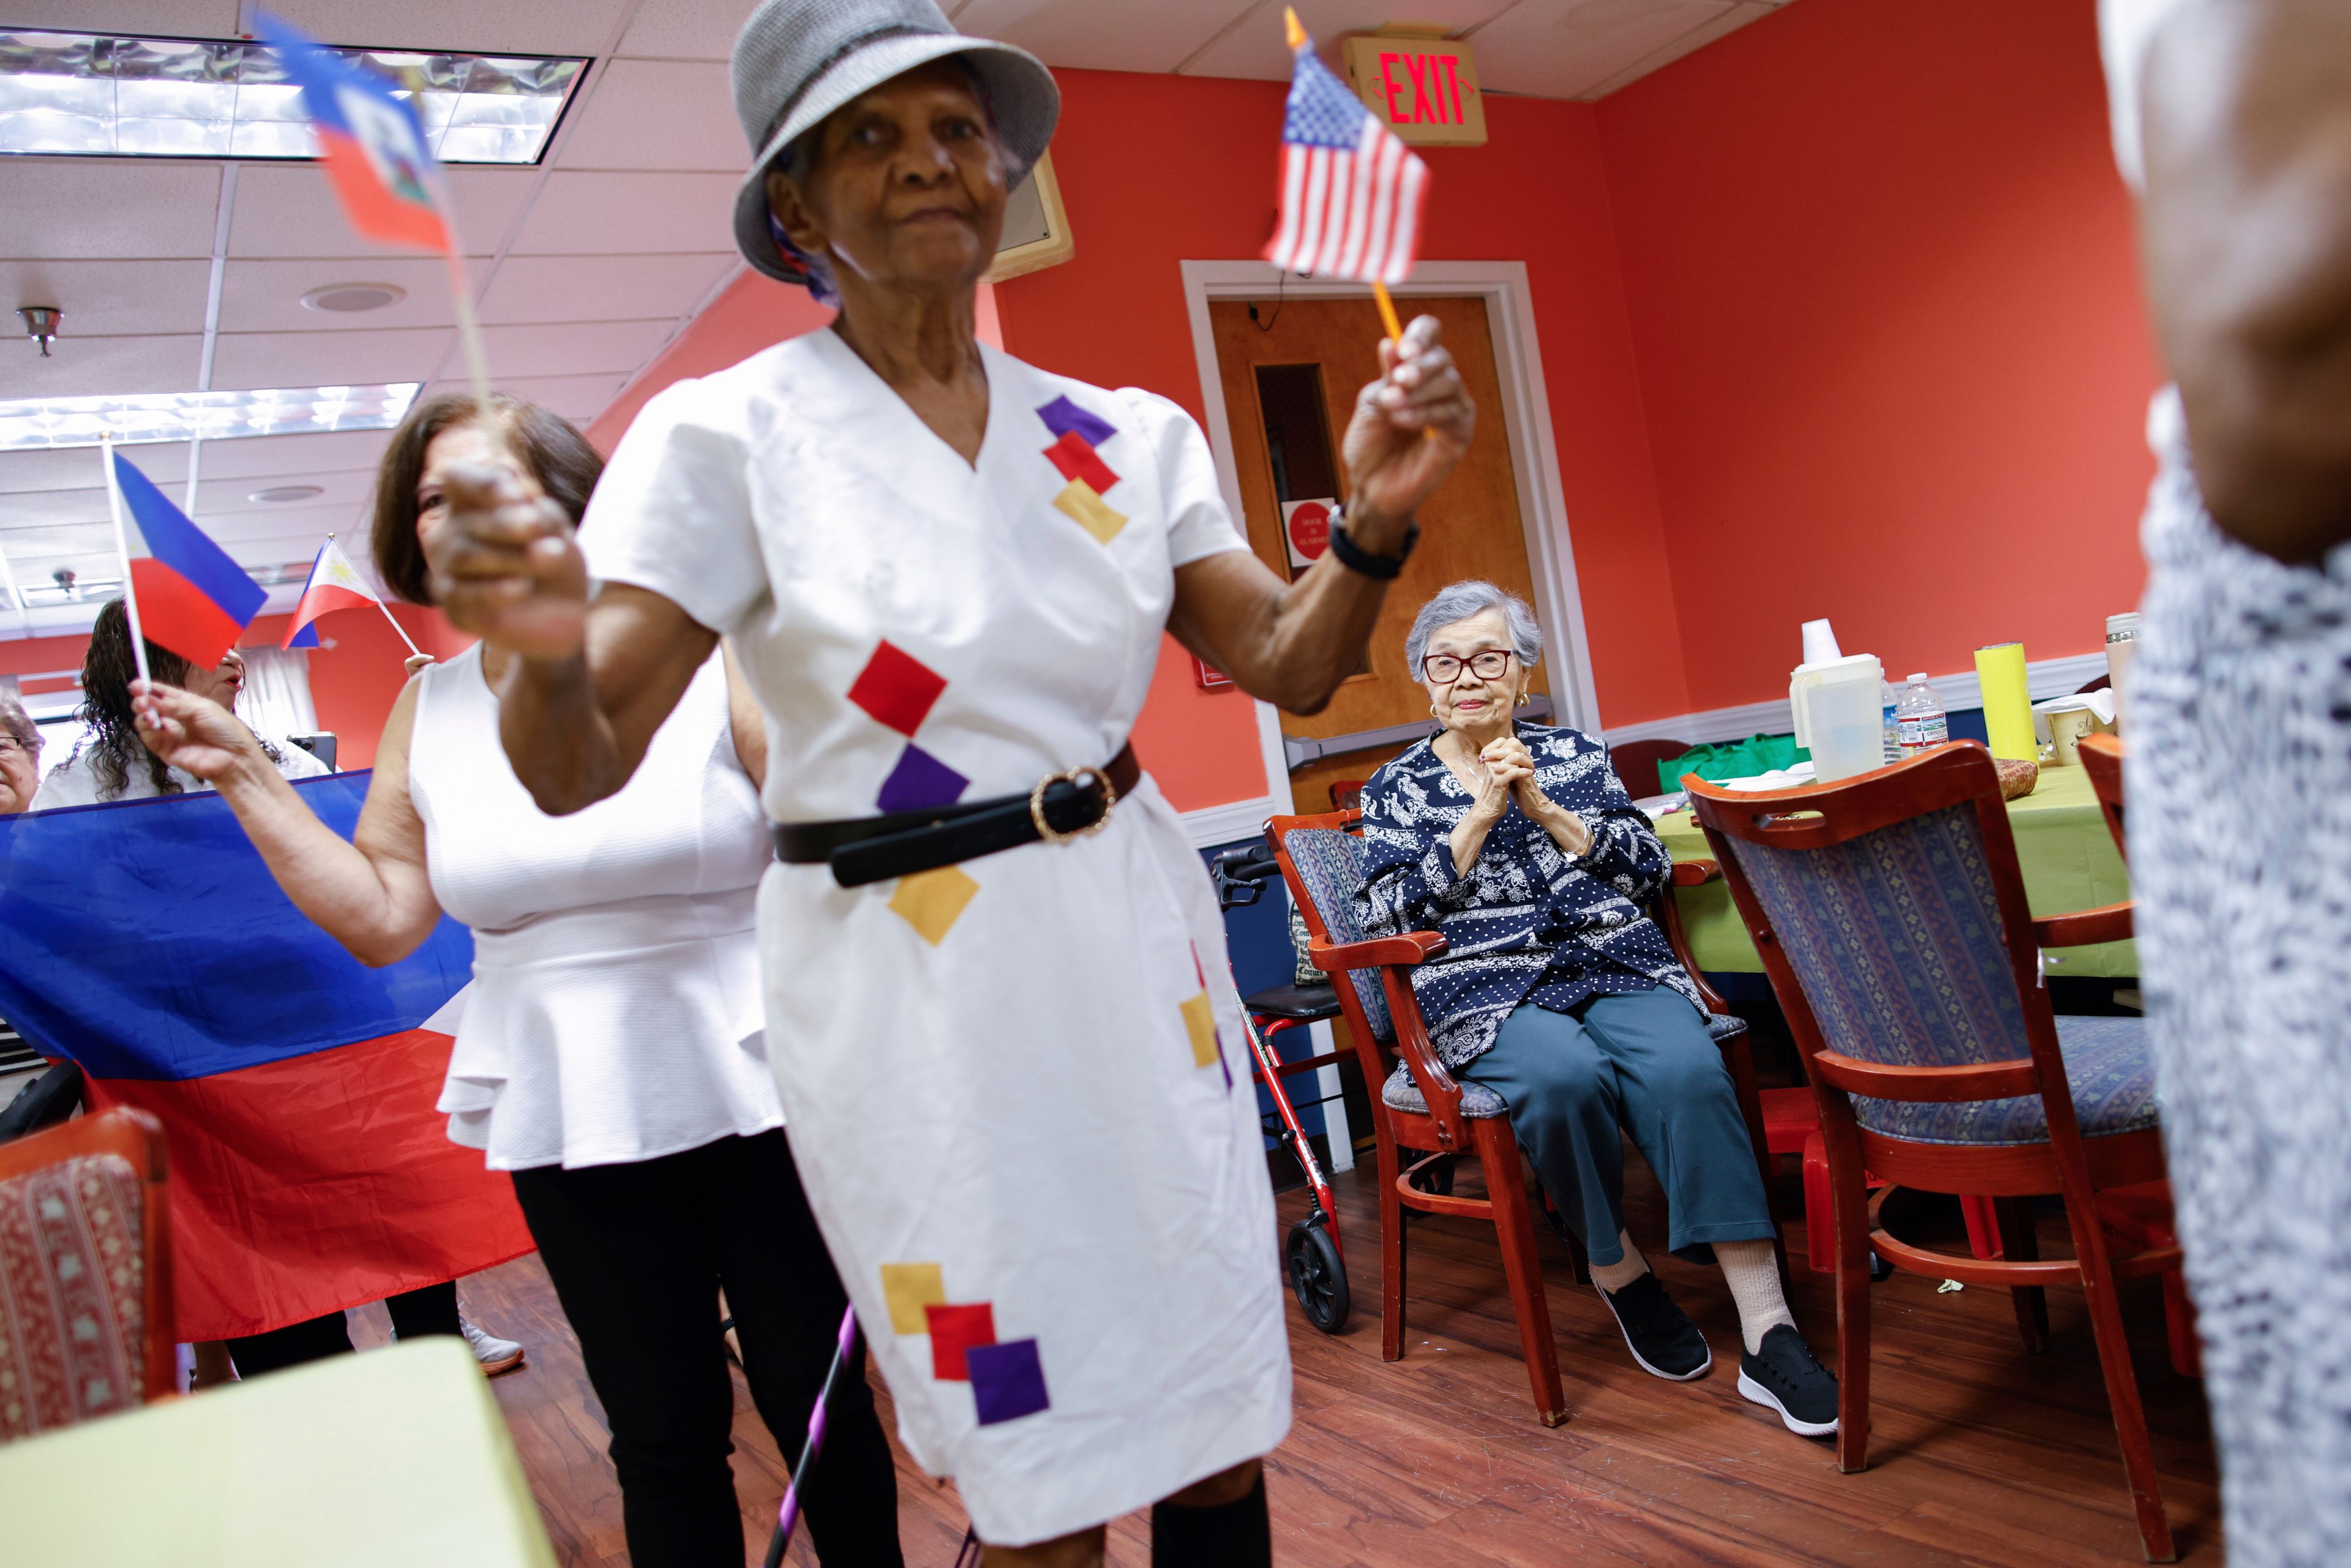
[1030,765,1118,846]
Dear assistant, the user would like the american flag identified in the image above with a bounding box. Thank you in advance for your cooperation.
[1263,20,1428,284]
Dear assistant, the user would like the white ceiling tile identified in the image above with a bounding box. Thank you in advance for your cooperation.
[215,257,492,335]
[558,60,746,171]
[438,372,629,422]
[617,0,757,60]
[197,429,397,481]
[0,488,110,528]
[477,252,735,326]
[230,166,539,261]
[200,506,364,546]
[5,2,239,34]
[954,0,1260,75]
[1,524,114,562]
[1176,1,1517,81]
[257,0,632,56]
[199,468,380,517]
[478,319,675,379]
[0,160,222,261]
[208,327,453,391]
[0,334,202,399]
[0,260,212,340]
[1469,0,1734,99]
[0,445,186,495]
[506,172,741,255]
[1573,0,1777,97]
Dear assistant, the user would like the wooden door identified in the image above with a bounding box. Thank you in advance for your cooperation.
[1209,294,1547,812]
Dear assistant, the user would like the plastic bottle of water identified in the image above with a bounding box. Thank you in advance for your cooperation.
[1881,680,1901,764]
[1896,673,1948,755]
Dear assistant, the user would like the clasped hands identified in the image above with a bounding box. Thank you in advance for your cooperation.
[1465,734,1592,858]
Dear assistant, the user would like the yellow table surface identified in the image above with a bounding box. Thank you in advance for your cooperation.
[0,1337,556,1568]
[1655,761,2137,979]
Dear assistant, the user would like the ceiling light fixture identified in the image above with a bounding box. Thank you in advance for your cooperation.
[17,306,59,356]
[249,484,326,503]
[0,383,422,451]
[300,283,406,313]
[0,30,585,163]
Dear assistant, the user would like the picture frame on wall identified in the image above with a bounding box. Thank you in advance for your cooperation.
[983,149,1074,283]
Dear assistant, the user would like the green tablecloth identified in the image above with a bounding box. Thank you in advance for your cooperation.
[1656,762,2136,979]
[0,1338,555,1568]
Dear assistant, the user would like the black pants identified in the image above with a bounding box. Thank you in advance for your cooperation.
[224,1281,460,1377]
[511,1130,903,1568]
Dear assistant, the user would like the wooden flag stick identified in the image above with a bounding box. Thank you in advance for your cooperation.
[99,433,153,689]
[443,249,494,413]
[1371,279,1406,344]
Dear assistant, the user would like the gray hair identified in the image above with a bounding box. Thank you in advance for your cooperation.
[0,688,39,754]
[1404,580,1543,680]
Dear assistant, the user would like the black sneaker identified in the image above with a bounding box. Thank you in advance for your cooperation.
[1597,1273,1712,1381]
[1738,1323,1839,1436]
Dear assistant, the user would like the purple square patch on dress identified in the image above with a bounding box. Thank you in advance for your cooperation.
[877,744,970,814]
[967,1338,1050,1425]
[1036,395,1115,451]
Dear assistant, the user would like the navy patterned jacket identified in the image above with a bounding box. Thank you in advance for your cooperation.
[1355,723,1703,1068]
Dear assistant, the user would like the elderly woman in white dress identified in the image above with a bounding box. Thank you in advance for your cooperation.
[135,392,904,1567]
[405,1,1475,1562]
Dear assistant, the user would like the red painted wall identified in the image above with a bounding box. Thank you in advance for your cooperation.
[1594,0,2160,711]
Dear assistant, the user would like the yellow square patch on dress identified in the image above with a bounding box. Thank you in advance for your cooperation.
[880,1262,947,1335]
[1179,991,1220,1069]
[1052,479,1127,544]
[890,866,978,945]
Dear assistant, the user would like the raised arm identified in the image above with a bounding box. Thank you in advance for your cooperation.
[422,462,715,814]
[1169,315,1475,713]
[2135,0,2351,561]
[133,679,443,967]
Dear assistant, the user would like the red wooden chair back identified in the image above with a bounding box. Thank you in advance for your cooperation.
[1606,737,1693,801]
[0,1107,174,1442]
[2077,733,2127,862]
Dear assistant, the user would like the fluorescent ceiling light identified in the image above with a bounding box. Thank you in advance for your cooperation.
[0,383,421,451]
[0,31,583,163]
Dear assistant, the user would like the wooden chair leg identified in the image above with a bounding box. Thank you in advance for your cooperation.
[2066,1194,2177,1562]
[1721,1030,1789,1278]
[1992,1196,2049,1355]
[1802,1133,1835,1275]
[1828,1141,1873,1472]
[1479,1117,1569,1427]
[1380,1140,1407,1364]
[2162,1270,2201,1380]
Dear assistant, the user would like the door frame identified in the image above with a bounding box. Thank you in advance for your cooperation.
[1180,260,1603,815]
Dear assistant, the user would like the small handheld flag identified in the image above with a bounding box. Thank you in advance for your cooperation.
[102,440,268,677]
[283,536,419,657]
[1265,7,1429,340]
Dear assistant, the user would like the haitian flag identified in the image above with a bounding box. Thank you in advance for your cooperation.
[0,776,531,1341]
[255,13,455,255]
[111,450,268,671]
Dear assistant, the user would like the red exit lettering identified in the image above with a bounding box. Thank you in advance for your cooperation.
[1376,48,1458,127]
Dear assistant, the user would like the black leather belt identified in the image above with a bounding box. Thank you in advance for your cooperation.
[774,743,1141,888]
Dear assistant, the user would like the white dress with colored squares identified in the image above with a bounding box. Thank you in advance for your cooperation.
[581,328,1292,1546]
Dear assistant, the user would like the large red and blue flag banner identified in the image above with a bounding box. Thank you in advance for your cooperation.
[0,778,531,1340]
[253,13,454,256]
[108,447,267,672]
[1264,9,1429,287]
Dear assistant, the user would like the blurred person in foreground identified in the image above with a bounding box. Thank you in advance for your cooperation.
[2105,1,2351,1559]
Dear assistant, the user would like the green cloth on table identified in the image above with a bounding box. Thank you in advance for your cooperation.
[0,1337,556,1568]
[1657,762,2136,978]
[1653,733,1810,796]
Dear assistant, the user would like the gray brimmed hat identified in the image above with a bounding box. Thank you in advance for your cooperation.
[729,0,1060,287]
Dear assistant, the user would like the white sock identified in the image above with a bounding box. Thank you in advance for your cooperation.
[1718,1239,1794,1354]
[1589,1230,1649,1293]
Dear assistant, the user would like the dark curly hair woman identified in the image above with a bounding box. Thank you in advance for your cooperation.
[31,598,328,808]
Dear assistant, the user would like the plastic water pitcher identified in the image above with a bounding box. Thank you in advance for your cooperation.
[1790,653,1885,782]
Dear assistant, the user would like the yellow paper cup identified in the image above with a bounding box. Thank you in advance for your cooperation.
[1975,642,2035,761]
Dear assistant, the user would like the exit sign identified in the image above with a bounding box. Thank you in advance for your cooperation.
[1343,32,1486,147]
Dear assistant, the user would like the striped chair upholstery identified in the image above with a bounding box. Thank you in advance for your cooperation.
[0,1151,149,1441]
[1722,803,2158,1146]
[1281,828,1393,1043]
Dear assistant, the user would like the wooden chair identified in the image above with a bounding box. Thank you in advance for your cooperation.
[2079,733,2126,854]
[1687,743,2178,1561]
[1269,809,1777,1428]
[1607,737,1694,801]
[1328,778,1368,812]
[0,1107,174,1443]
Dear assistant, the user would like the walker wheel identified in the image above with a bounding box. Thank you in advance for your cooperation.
[1286,1220,1350,1334]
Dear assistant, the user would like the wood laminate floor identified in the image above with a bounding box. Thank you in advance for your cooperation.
[351,1152,2220,1566]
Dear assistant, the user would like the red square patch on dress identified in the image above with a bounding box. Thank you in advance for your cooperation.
[849,640,948,737]
[924,1302,997,1381]
[1043,430,1119,495]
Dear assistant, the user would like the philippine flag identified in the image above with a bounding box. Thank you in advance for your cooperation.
[0,777,531,1341]
[282,538,384,649]
[255,13,455,255]
[109,449,268,670]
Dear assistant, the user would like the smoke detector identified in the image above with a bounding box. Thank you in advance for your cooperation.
[301,283,405,313]
[18,307,60,356]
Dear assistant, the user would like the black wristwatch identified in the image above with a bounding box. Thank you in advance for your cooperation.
[1327,507,1419,580]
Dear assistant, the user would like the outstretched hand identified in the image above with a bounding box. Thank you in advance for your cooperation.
[131,681,265,786]
[421,460,589,661]
[1341,314,1475,530]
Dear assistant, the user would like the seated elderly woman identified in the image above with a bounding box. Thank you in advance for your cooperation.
[0,688,40,814]
[1356,579,1836,1440]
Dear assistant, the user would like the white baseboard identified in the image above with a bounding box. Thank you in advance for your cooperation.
[1602,651,2112,748]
